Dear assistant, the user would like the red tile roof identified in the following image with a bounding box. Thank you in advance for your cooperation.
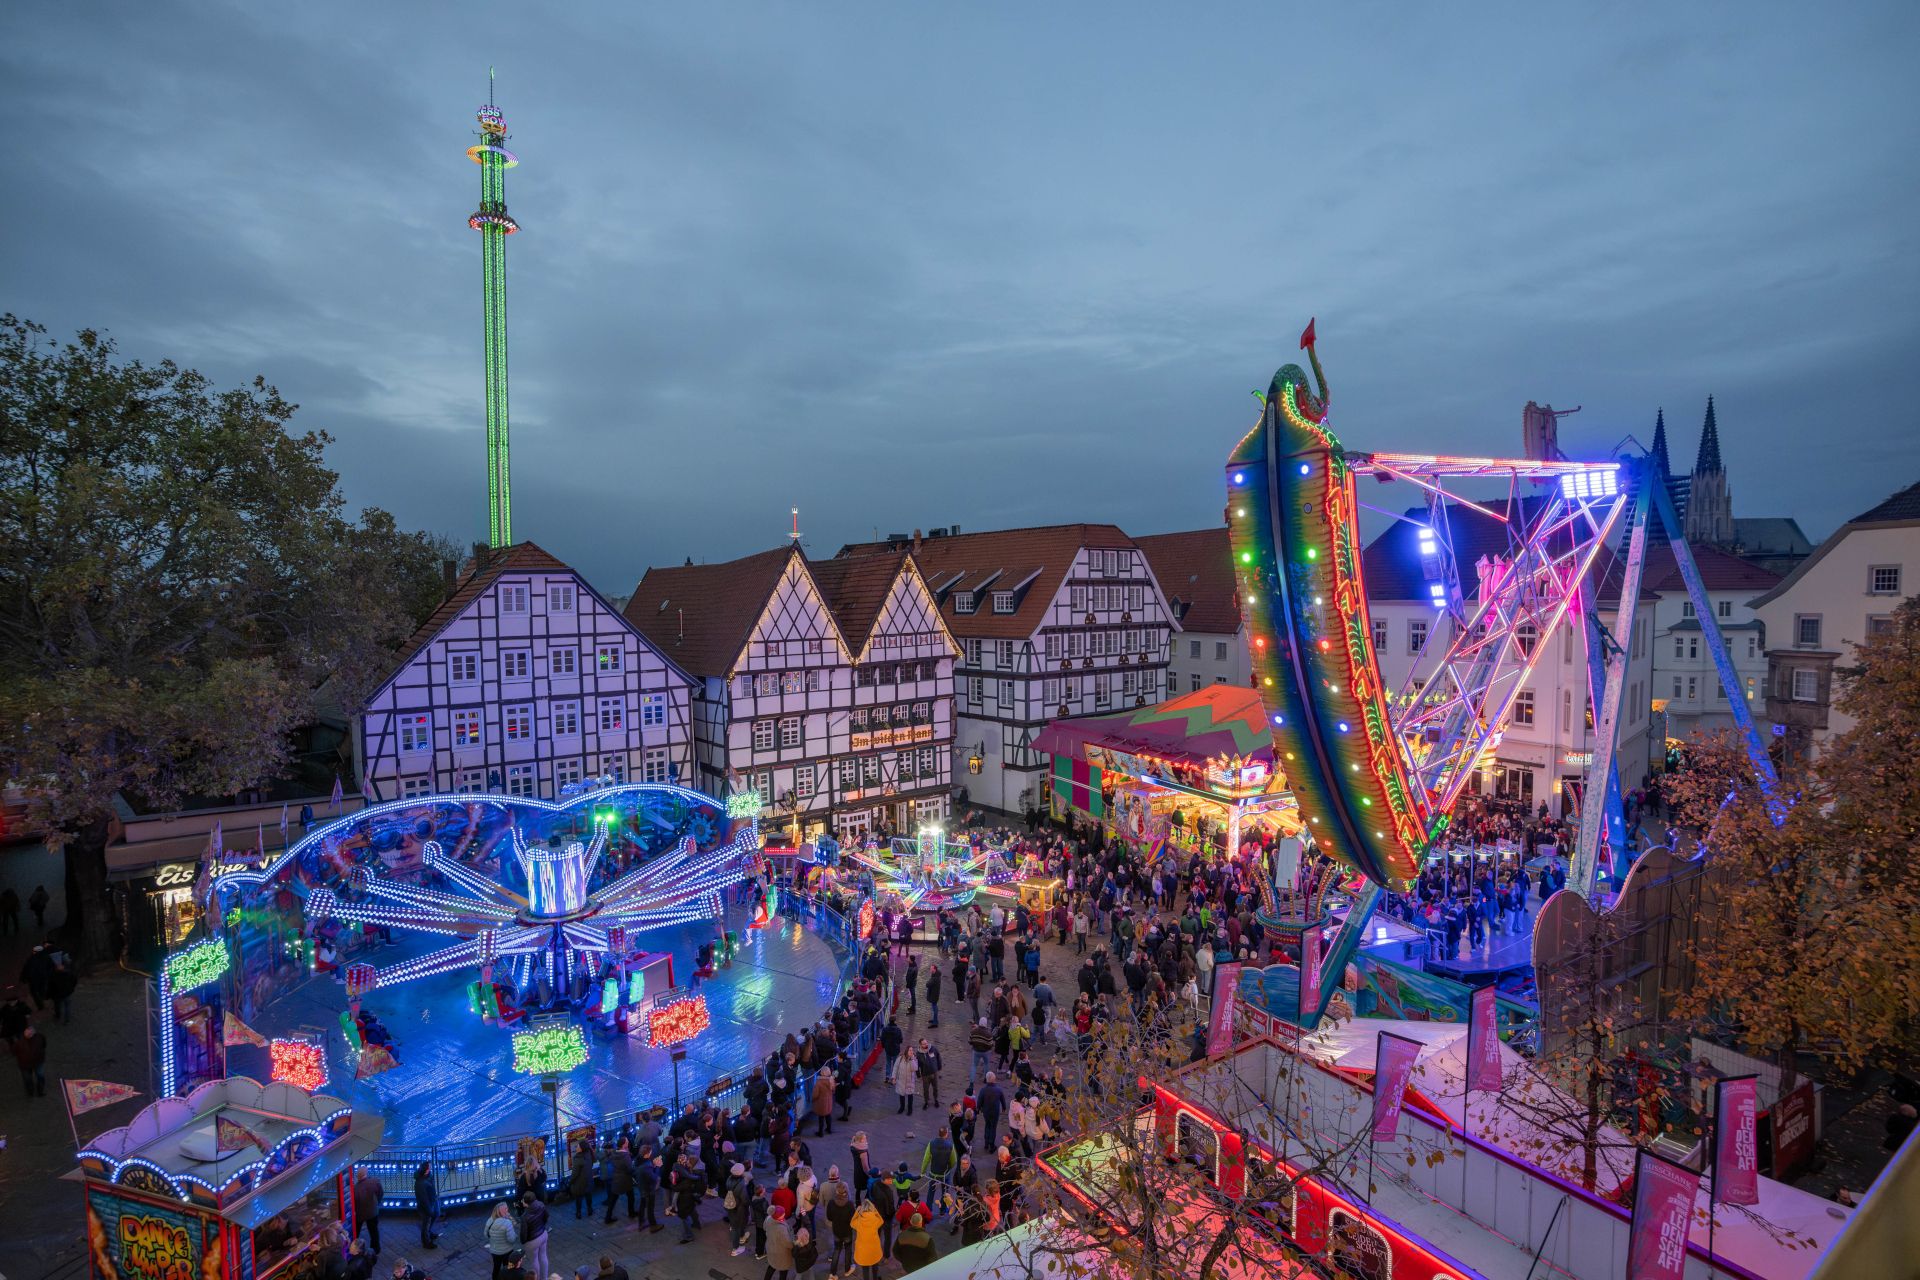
[624,546,798,677]
[1135,528,1240,635]
[808,550,909,656]
[1637,544,1781,594]
[837,523,1138,639]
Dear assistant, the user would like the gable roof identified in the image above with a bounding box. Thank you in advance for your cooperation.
[1733,517,1812,557]
[1750,479,1920,609]
[1135,528,1240,635]
[1637,544,1781,594]
[624,546,798,677]
[358,541,693,709]
[810,551,963,662]
[836,523,1138,639]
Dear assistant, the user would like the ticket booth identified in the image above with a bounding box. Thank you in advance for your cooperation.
[75,1077,383,1280]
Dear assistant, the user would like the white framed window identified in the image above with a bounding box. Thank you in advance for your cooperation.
[1870,565,1902,595]
[553,701,580,737]
[1791,669,1819,702]
[997,639,1015,667]
[504,703,533,741]
[1686,676,1698,701]
[1188,640,1202,660]
[1674,638,1685,659]
[597,697,625,732]
[1371,620,1386,653]
[399,713,432,753]
[992,591,1015,614]
[918,747,936,776]
[955,592,976,613]
[1682,600,1695,618]
[1409,619,1427,653]
[913,701,929,721]
[753,673,778,696]
[1747,636,1758,658]
[452,709,483,747]
[807,669,822,691]
[862,755,881,784]
[781,672,804,694]
[1044,678,1060,704]
[550,646,577,677]
[1122,670,1136,693]
[1215,641,1228,660]
[968,676,984,704]
[503,650,530,681]
[499,584,529,613]
[966,639,982,666]
[456,768,485,794]
[555,759,583,789]
[643,747,670,784]
[1867,614,1895,638]
[1094,673,1111,706]
[1516,623,1537,657]
[998,680,1014,710]
[1123,629,1138,651]
[640,692,667,727]
[1127,585,1143,611]
[449,653,479,684]
[1067,632,1084,658]
[753,720,775,751]
[548,582,576,612]
[753,769,772,798]
[779,716,801,748]
[1189,674,1202,692]
[1673,676,1684,698]
[1562,689,1572,732]
[1795,615,1822,648]
[506,764,536,797]
[400,776,432,799]
[1044,633,1060,659]
[1060,676,1078,702]
[596,644,624,672]
[1513,691,1534,726]
[793,764,814,798]
[1718,599,1733,618]
[1070,585,1086,611]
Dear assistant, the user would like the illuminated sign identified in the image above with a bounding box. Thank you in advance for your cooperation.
[163,939,230,992]
[850,724,934,752]
[269,1038,328,1092]
[512,1023,591,1075]
[726,791,763,819]
[1561,751,1594,767]
[117,1211,195,1280]
[647,994,712,1048]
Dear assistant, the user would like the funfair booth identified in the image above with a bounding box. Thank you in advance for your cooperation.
[74,1077,382,1280]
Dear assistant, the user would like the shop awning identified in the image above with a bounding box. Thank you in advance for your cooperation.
[1034,684,1272,771]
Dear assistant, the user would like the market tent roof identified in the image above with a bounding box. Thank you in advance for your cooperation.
[1033,684,1272,769]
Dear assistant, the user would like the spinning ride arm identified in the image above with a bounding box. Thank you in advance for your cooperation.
[1226,322,1430,888]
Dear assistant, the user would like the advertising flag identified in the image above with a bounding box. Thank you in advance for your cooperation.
[1627,1149,1700,1280]
[1370,1032,1421,1143]
[223,1011,269,1048]
[216,1114,269,1153]
[63,1078,142,1116]
[1298,925,1322,1025]
[1207,962,1244,1057]
[1714,1076,1761,1207]
[1467,984,1503,1093]
[330,774,345,811]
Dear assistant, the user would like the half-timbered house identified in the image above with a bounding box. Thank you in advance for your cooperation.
[354,542,695,802]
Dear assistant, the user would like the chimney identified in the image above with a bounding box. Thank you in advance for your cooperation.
[441,559,458,594]
[913,528,923,553]
[470,542,491,573]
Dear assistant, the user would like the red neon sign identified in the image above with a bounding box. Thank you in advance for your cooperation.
[269,1038,327,1092]
[647,994,711,1048]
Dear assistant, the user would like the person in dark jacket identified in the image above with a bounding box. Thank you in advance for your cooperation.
[635,1148,663,1232]
[351,1170,383,1255]
[880,1017,904,1081]
[604,1141,635,1224]
[903,955,920,1013]
[892,1212,936,1272]
[413,1163,440,1247]
[567,1141,594,1218]
[925,966,942,1028]
[672,1155,708,1243]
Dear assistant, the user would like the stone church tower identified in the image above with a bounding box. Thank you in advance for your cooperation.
[1681,397,1735,548]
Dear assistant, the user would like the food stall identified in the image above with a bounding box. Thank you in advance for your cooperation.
[75,1077,383,1280]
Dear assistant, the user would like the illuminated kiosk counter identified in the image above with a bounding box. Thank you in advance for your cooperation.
[74,1076,383,1280]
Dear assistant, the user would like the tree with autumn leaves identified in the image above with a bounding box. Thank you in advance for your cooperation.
[0,316,455,960]
[1665,596,1920,1085]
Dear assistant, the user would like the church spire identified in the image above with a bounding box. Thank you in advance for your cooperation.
[1650,408,1671,476]
[1693,395,1723,475]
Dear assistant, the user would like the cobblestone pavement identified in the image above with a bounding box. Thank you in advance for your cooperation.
[0,883,1092,1280]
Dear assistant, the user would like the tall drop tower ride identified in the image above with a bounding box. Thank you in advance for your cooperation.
[467,75,519,548]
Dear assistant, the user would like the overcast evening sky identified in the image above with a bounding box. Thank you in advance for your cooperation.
[6,3,1919,591]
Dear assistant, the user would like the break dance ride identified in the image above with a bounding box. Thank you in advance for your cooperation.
[1226,321,1779,1027]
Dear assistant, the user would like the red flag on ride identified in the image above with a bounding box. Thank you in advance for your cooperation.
[1467,984,1503,1093]
[1370,1031,1421,1142]
[1299,317,1316,350]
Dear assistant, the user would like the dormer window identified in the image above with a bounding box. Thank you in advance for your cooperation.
[955,591,976,613]
[992,591,1015,614]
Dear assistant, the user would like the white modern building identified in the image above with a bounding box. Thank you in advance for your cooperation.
[1641,545,1780,738]
[1751,480,1920,763]
[626,545,961,840]
[837,525,1176,817]
[1136,528,1250,692]
[1363,502,1656,816]
[354,542,695,802]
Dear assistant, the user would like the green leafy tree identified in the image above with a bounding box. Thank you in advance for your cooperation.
[0,316,452,959]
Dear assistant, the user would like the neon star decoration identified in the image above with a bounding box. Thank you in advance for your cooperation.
[848,826,1015,913]
[303,814,756,1008]
[647,993,711,1048]
[164,939,231,992]
[512,1022,591,1075]
[270,1038,329,1092]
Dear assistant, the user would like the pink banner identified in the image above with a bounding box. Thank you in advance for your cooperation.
[1298,926,1322,1024]
[1207,962,1243,1056]
[1627,1150,1700,1280]
[1467,984,1502,1093]
[1370,1032,1420,1142]
[63,1078,141,1116]
[1714,1076,1760,1207]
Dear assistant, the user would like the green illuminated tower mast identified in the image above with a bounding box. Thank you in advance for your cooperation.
[467,75,519,547]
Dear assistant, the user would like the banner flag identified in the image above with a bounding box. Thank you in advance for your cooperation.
[1207,962,1243,1057]
[64,1079,142,1116]
[1370,1032,1421,1143]
[1298,926,1323,1025]
[216,1114,269,1153]
[223,1011,269,1048]
[356,1044,400,1080]
[330,774,345,811]
[1713,1076,1761,1207]
[1627,1148,1700,1280]
[1467,984,1503,1093]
